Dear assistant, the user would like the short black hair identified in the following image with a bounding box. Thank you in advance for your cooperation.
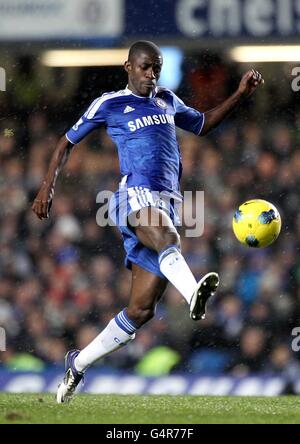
[128,41,162,62]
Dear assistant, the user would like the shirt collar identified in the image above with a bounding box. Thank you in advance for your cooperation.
[125,85,157,98]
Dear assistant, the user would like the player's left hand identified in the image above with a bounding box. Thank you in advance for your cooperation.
[238,69,264,98]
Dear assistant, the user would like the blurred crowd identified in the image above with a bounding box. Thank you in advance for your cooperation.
[1,54,300,384]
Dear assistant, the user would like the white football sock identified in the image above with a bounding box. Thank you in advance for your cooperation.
[74,317,135,373]
[159,245,197,305]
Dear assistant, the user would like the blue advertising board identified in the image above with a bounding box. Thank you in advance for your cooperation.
[0,370,296,396]
[1,0,300,41]
[125,0,300,39]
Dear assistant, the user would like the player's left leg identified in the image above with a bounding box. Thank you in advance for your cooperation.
[56,264,167,403]
[134,206,219,320]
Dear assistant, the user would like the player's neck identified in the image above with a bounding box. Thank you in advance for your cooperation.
[126,85,155,98]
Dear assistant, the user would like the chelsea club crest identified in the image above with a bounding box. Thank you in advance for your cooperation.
[154,98,168,109]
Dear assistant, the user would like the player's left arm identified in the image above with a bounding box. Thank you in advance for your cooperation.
[201,69,264,136]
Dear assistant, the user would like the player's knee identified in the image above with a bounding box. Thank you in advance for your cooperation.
[156,228,180,252]
[126,306,155,327]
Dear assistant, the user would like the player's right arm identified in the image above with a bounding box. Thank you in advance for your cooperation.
[32,95,107,219]
[32,135,74,219]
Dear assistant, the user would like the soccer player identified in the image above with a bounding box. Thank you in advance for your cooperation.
[32,41,263,403]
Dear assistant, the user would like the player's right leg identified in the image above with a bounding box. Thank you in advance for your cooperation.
[56,312,137,403]
[56,349,84,404]
[134,206,219,320]
[56,263,167,404]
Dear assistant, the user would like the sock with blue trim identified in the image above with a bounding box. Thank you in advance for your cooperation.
[74,309,137,373]
[158,244,197,305]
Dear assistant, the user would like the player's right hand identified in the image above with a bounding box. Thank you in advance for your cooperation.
[32,186,54,220]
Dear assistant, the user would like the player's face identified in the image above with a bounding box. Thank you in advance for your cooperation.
[125,51,163,97]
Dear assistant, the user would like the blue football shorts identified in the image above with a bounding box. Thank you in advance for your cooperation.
[109,176,182,279]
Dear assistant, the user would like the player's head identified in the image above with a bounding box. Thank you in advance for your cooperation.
[124,41,163,97]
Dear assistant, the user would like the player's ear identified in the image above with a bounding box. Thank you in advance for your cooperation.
[124,61,131,73]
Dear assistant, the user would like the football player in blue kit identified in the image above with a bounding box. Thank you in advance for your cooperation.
[32,41,263,403]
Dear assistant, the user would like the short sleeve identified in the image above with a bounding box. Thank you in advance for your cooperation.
[172,92,205,136]
[66,96,108,144]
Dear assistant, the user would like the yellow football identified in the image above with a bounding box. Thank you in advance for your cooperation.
[232,199,281,248]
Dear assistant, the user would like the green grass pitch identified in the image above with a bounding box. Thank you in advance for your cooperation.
[0,394,299,424]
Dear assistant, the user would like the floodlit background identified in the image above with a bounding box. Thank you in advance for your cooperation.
[1,0,300,396]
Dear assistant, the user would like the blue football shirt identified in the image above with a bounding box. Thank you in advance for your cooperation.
[66,86,205,193]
